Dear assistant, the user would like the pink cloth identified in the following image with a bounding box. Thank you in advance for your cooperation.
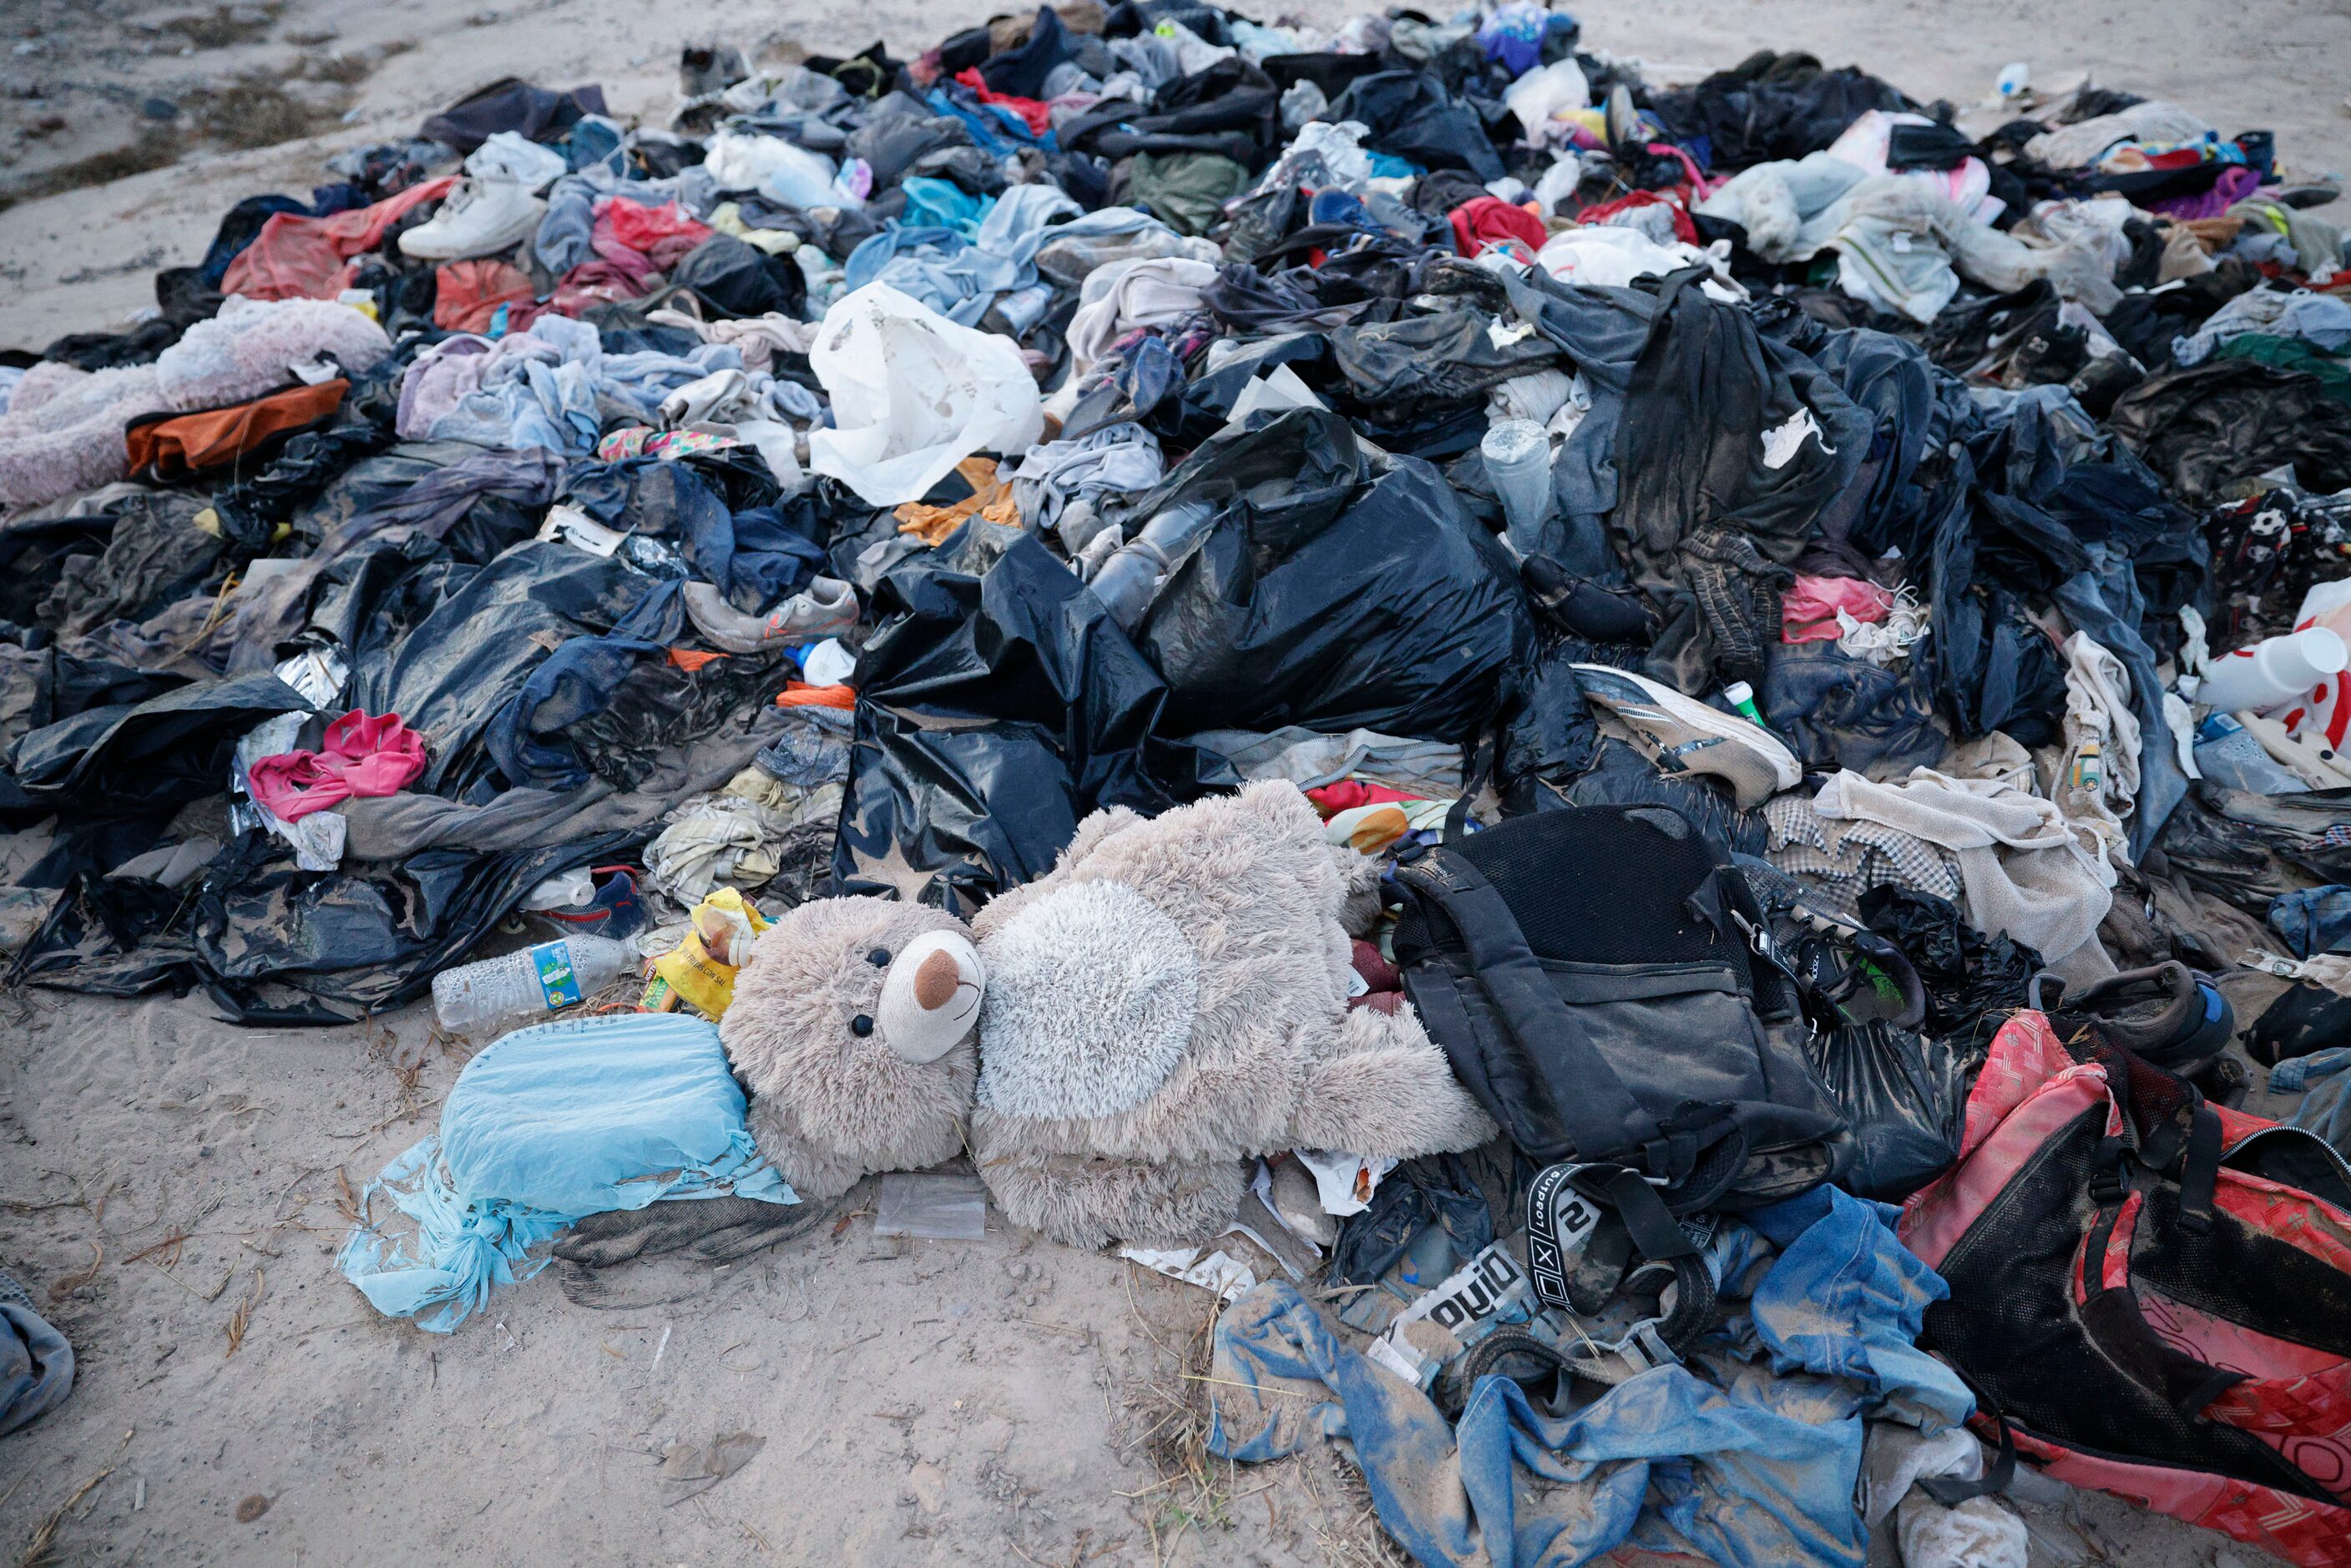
[592,198,711,276]
[248,710,427,821]
[548,257,655,316]
[1782,574,1894,643]
[222,178,460,301]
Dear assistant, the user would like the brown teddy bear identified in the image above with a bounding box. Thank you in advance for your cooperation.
[718,780,1495,1247]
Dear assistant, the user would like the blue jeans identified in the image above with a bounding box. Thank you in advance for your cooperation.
[1208,1185,1969,1568]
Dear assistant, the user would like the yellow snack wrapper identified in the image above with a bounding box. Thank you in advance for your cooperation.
[648,888,770,1019]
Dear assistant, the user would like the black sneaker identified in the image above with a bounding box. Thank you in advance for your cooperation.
[2040,961,2235,1075]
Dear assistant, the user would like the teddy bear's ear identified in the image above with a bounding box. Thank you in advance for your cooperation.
[873,930,985,1062]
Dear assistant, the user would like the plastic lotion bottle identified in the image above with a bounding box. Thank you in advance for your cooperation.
[2279,579,2351,746]
[432,934,637,1034]
[2197,626,2348,716]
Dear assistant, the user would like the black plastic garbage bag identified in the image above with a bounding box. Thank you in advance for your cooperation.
[302,531,475,680]
[488,580,790,793]
[1859,884,2041,1052]
[0,639,186,759]
[195,830,644,1019]
[1495,636,1601,794]
[1807,1020,1973,1201]
[289,441,564,569]
[0,515,115,628]
[12,828,640,1024]
[1921,476,2071,746]
[838,708,1080,913]
[1757,306,1974,559]
[836,529,1234,914]
[8,872,195,999]
[209,356,405,544]
[34,493,225,639]
[7,673,309,814]
[1126,408,1530,741]
[347,539,654,797]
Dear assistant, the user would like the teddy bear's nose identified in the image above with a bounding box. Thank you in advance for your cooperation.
[875,930,985,1063]
[913,948,961,1010]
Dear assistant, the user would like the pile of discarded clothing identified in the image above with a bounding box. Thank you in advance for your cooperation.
[8,5,2351,1564]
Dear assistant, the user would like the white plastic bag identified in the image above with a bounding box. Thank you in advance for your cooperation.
[806,282,1043,506]
[1504,58,1590,139]
[705,129,835,202]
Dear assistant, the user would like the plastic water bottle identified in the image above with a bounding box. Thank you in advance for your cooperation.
[1481,420,1554,555]
[432,935,638,1034]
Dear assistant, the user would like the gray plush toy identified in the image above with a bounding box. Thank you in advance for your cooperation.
[719,780,1494,1247]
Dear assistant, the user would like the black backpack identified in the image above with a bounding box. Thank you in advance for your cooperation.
[1392,803,1847,1318]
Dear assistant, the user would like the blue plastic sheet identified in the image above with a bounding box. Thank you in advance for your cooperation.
[1207,1186,1969,1568]
[339,1013,793,1333]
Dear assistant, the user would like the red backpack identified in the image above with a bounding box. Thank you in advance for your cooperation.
[1902,1009,2351,1566]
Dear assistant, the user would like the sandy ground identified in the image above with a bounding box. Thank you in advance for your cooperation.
[1,0,2345,1563]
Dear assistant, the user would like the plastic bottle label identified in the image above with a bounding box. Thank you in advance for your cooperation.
[533,940,583,1010]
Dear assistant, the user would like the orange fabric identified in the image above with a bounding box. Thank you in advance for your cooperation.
[667,648,730,672]
[221,177,458,301]
[892,457,1021,545]
[124,379,347,482]
[433,258,538,332]
[776,682,856,710]
[2175,215,2246,252]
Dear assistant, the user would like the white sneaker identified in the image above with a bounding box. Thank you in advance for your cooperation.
[398,176,547,260]
[1572,663,1802,809]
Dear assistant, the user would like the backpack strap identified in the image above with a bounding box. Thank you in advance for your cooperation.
[1916,1363,2019,1507]
[1443,734,1494,843]
[1394,847,1664,1171]
[2177,1103,2222,1234]
[2080,1195,2251,1424]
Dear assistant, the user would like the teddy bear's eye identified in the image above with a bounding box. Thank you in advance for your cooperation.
[851,1014,874,1037]
[867,948,892,968]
